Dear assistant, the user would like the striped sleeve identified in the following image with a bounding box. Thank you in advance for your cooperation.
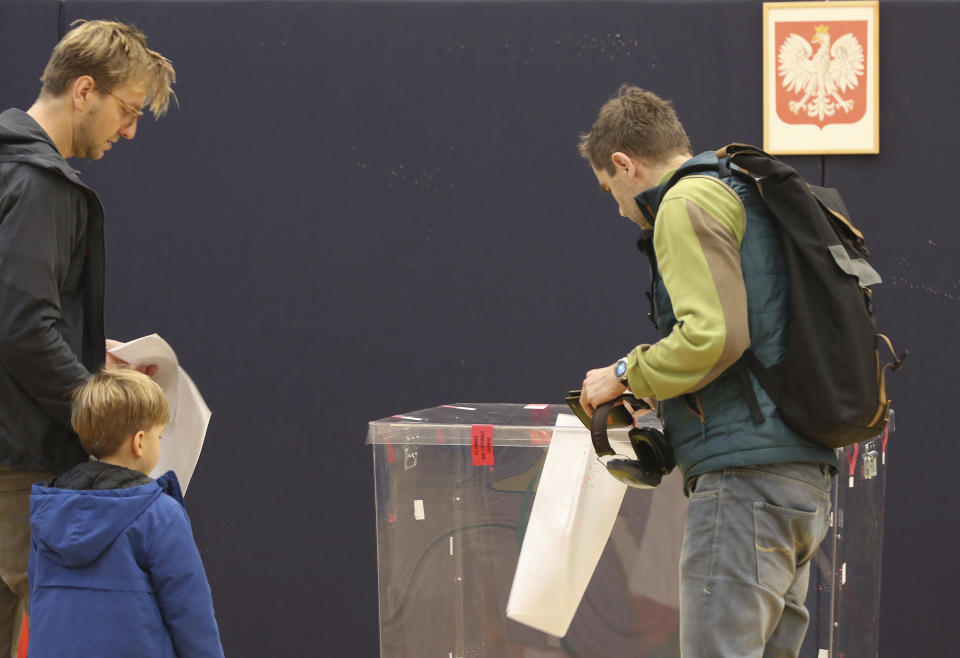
[624,175,750,400]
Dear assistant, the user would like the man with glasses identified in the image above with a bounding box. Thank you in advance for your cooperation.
[0,20,174,656]
[577,86,838,658]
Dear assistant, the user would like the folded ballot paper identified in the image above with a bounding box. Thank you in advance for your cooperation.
[506,412,628,637]
[108,334,211,493]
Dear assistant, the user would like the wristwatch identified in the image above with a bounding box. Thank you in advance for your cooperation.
[614,357,630,386]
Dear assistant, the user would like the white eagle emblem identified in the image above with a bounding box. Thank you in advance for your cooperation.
[777,24,864,121]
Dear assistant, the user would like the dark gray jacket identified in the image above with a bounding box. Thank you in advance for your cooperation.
[0,108,105,472]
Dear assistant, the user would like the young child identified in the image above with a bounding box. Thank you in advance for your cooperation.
[28,368,224,657]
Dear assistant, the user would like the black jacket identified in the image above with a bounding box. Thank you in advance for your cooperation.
[0,108,105,472]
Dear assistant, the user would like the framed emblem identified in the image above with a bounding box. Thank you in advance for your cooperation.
[763,1,879,154]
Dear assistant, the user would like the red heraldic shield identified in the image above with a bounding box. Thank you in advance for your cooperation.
[775,20,868,128]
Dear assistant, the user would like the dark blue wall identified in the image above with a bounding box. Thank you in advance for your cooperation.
[0,1,955,656]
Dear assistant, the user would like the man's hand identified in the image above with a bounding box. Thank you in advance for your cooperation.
[580,363,627,417]
[104,339,158,377]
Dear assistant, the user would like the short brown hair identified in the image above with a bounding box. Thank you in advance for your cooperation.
[578,85,692,174]
[71,369,171,458]
[40,19,176,117]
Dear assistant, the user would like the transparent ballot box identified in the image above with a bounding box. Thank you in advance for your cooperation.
[368,403,889,658]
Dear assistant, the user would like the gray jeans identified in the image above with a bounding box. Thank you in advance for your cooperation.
[680,462,833,658]
[0,469,52,658]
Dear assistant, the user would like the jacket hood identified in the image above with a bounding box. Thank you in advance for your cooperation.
[30,470,184,567]
[51,460,153,490]
[0,108,86,187]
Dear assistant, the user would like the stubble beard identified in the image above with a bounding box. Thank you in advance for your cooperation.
[72,109,106,160]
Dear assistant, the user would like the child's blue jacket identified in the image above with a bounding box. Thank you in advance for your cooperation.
[28,468,225,657]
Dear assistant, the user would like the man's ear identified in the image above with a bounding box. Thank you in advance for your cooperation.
[72,75,96,111]
[131,429,146,459]
[611,151,643,180]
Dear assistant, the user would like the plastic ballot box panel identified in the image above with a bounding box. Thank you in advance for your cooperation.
[368,403,888,658]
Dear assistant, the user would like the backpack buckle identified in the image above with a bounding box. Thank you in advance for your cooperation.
[892,349,909,371]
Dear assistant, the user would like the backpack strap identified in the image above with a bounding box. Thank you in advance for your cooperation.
[738,352,767,425]
[871,334,908,426]
[716,143,759,159]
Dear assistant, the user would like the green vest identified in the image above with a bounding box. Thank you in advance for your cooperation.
[636,152,838,491]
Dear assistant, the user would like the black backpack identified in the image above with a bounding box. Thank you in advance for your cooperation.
[662,144,905,449]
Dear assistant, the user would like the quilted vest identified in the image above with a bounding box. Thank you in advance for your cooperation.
[636,152,837,490]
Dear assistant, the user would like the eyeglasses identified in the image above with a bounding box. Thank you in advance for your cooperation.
[103,88,144,121]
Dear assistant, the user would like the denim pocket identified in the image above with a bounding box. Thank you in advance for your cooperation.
[753,501,819,594]
[681,488,721,581]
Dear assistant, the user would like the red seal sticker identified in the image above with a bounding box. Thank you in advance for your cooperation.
[471,424,494,466]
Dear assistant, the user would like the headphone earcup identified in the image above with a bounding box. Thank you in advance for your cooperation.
[629,427,676,475]
[647,429,675,472]
[605,457,662,489]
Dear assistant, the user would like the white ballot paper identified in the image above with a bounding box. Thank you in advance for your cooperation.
[506,413,628,637]
[108,334,211,493]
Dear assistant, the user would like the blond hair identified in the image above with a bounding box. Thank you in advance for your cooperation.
[40,19,176,117]
[71,369,171,458]
[578,85,691,174]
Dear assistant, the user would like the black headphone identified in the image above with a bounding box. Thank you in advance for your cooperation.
[590,397,675,489]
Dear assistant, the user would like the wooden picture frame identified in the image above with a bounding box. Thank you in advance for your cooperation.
[763,1,879,154]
